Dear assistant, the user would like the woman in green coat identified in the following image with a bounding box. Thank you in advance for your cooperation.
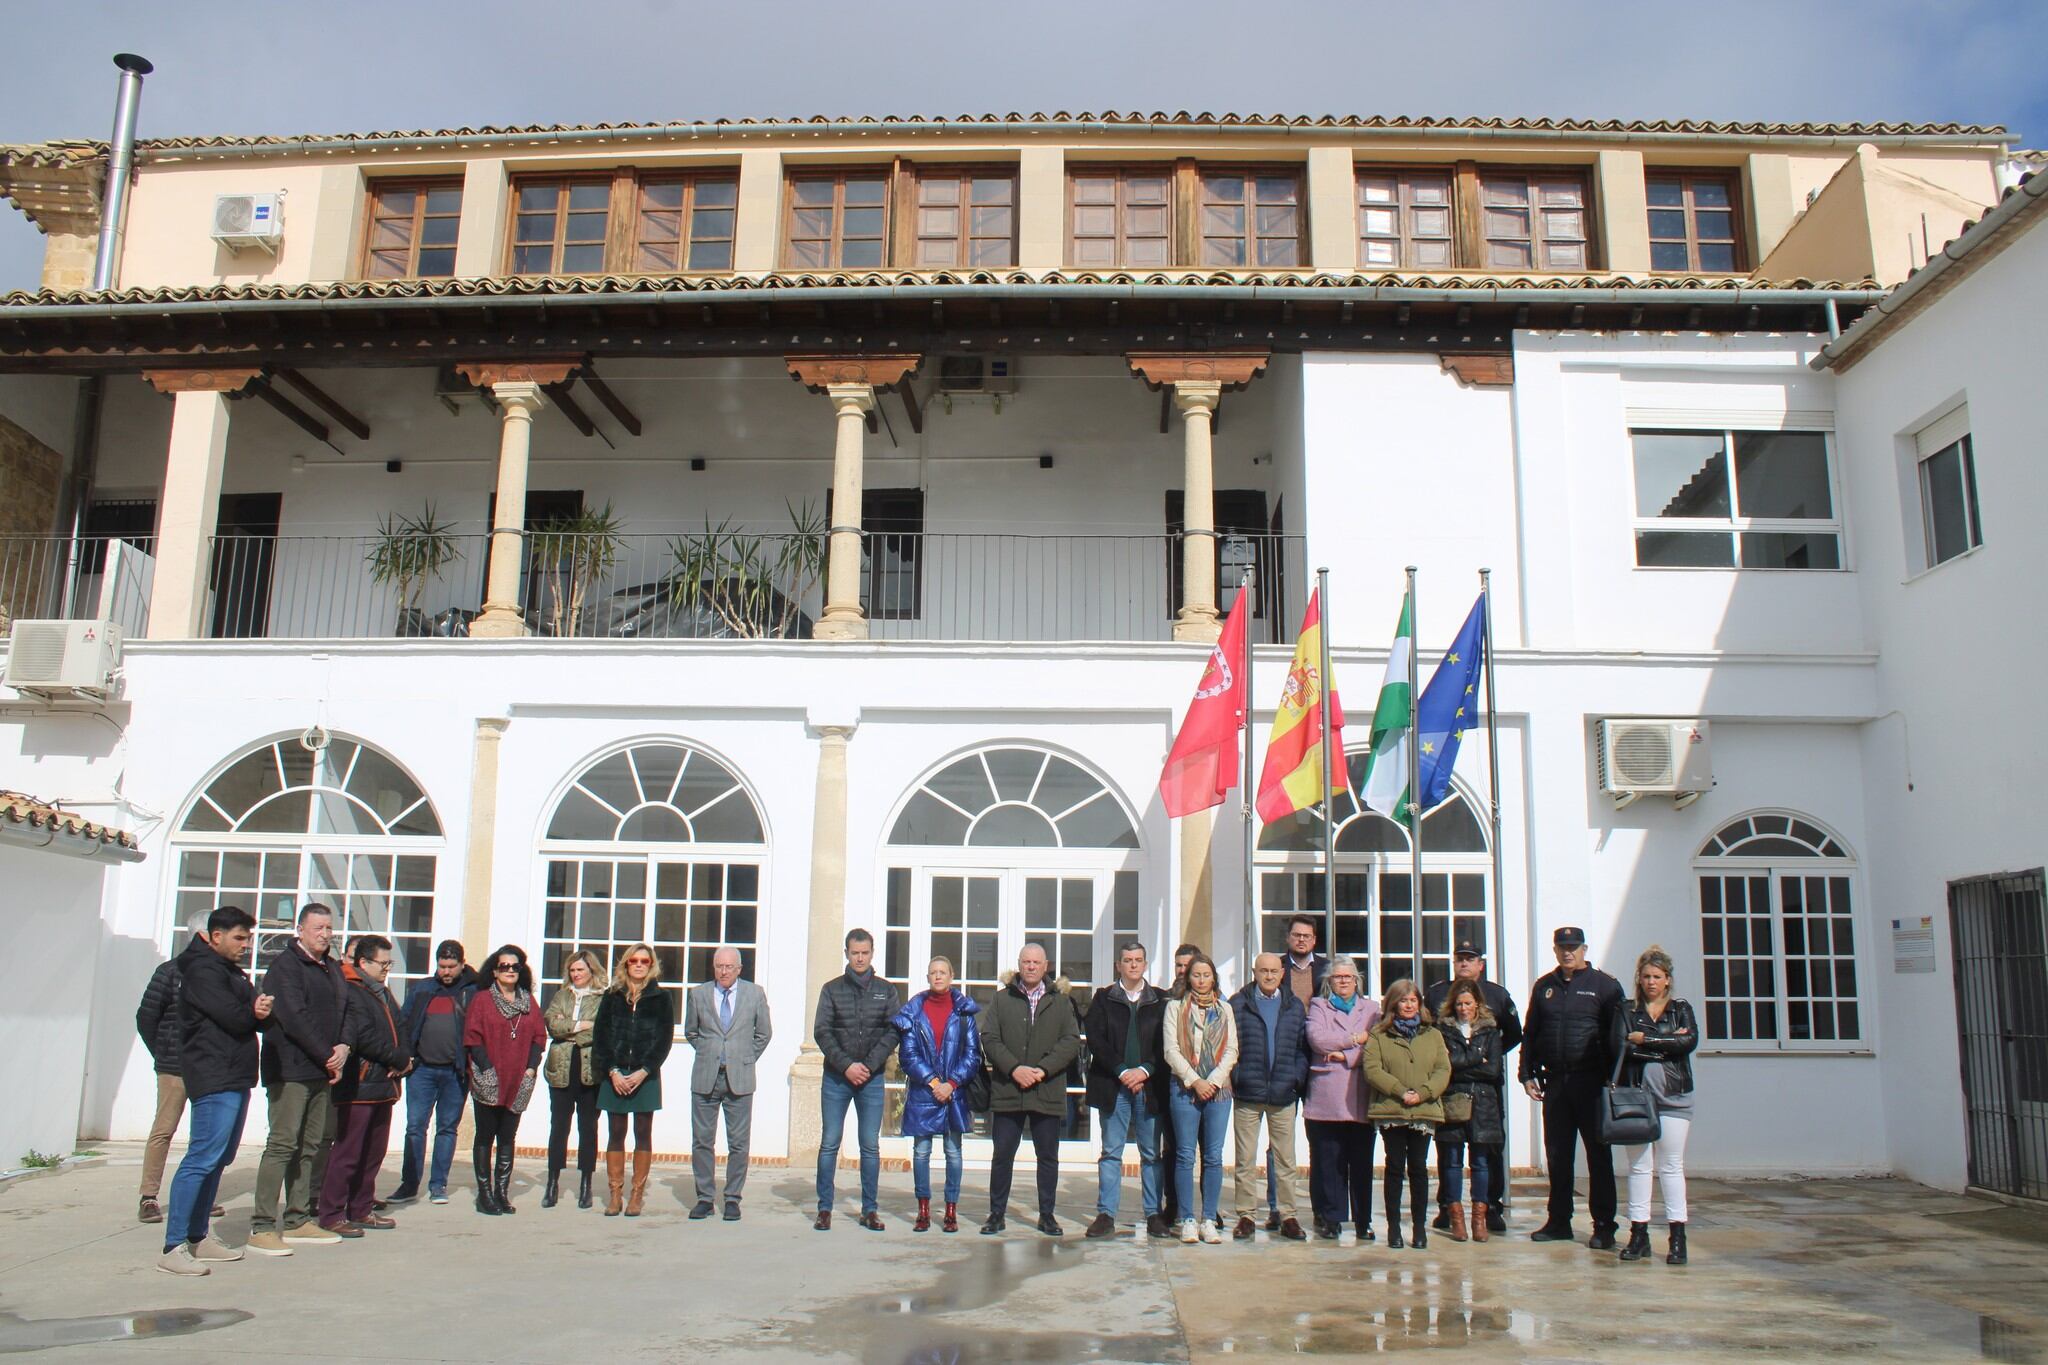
[1363,979,1450,1250]
[541,950,607,1209]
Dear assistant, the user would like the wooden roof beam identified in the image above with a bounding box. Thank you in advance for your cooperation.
[576,363,642,437]
[238,375,331,443]
[275,367,370,440]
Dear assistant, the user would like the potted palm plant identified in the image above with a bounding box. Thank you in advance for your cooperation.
[667,498,826,639]
[365,506,463,635]
[529,502,625,637]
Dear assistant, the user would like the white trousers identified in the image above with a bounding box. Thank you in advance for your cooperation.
[1624,1113,1690,1224]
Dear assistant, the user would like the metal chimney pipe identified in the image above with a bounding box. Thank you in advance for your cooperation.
[90,53,153,291]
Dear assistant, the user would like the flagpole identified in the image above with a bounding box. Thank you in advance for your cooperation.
[1316,567,1337,964]
[1480,568,1506,976]
[1241,560,1258,981]
[1405,566,1424,986]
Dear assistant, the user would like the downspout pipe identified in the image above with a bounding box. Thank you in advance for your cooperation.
[56,54,150,614]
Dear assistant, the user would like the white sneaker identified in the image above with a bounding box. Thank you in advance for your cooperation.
[1199,1221,1223,1244]
[429,1192,450,1205]
[156,1244,209,1277]
[1180,1218,1200,1244]
[191,1235,242,1262]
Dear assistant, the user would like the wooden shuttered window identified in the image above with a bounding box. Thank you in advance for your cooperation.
[1198,168,1304,267]
[785,172,891,270]
[1069,167,1173,268]
[912,169,1017,268]
[509,178,612,275]
[1647,171,1743,273]
[1356,169,1454,270]
[632,176,738,272]
[1476,171,1590,271]
[361,180,463,279]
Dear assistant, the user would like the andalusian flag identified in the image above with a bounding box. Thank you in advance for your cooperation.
[1360,591,1415,826]
[1255,590,1345,822]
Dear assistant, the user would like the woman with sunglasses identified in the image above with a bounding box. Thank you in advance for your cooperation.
[463,945,545,1215]
[594,942,674,1217]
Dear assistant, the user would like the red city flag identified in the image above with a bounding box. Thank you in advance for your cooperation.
[1158,590,1252,818]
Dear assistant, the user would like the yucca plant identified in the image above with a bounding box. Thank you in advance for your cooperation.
[668,499,826,638]
[365,505,463,631]
[528,503,625,637]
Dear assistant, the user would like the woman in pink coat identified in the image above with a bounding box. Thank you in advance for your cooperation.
[1302,957,1380,1241]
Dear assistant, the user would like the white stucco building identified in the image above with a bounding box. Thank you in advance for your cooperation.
[0,105,2037,1196]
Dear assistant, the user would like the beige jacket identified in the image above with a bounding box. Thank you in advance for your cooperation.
[1162,995,1239,1091]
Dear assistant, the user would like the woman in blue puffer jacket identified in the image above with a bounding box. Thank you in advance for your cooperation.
[891,956,982,1233]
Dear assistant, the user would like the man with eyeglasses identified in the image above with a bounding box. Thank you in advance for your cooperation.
[317,936,414,1236]
[1520,926,1624,1249]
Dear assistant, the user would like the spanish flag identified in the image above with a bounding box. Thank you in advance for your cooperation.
[1255,589,1345,823]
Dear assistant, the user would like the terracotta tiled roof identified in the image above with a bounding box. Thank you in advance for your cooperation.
[0,790,143,860]
[0,268,1883,309]
[4,115,2009,164]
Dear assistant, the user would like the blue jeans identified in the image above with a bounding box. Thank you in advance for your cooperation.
[817,1070,884,1214]
[1436,1138,1492,1204]
[1096,1091,1161,1218]
[163,1089,248,1253]
[399,1064,465,1196]
[912,1132,963,1204]
[1169,1084,1231,1222]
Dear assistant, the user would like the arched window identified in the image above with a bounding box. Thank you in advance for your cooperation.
[170,735,444,988]
[1255,748,1492,991]
[879,744,1145,1144]
[1695,811,1860,1049]
[538,741,766,1018]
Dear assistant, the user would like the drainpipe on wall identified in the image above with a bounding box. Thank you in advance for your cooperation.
[53,54,151,615]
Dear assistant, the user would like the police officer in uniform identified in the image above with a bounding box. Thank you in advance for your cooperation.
[1519,926,1623,1248]
[1425,939,1522,1233]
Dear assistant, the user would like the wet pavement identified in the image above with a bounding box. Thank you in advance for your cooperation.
[1,1146,2045,1361]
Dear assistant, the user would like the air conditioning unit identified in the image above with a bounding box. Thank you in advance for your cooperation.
[212,193,284,253]
[4,620,123,701]
[1597,718,1713,807]
[936,355,1017,396]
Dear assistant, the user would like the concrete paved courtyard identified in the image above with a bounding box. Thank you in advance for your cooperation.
[2,1145,2046,1362]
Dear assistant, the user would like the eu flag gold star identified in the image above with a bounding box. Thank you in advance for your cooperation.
[1447,652,1460,664]
[1422,740,1436,755]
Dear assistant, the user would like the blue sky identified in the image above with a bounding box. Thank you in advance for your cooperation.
[2,0,2042,292]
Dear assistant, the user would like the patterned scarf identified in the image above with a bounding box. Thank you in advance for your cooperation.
[1179,997,1228,1077]
[1392,1013,1421,1040]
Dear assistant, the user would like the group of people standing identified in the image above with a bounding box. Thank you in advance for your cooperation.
[142,899,1694,1275]
[807,915,1697,1265]
[142,903,772,1277]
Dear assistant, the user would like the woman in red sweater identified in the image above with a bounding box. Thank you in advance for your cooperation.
[464,944,545,1215]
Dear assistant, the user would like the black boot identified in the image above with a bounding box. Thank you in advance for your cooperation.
[1386,1220,1404,1249]
[474,1157,502,1216]
[1619,1221,1652,1262]
[1665,1222,1688,1265]
[494,1150,518,1215]
[1411,1215,1428,1250]
[542,1169,562,1209]
[577,1172,594,1209]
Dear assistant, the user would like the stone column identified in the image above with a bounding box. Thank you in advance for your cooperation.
[786,356,922,643]
[456,361,577,639]
[459,717,510,954]
[1594,150,1652,275]
[1178,805,1217,962]
[144,369,257,640]
[1126,353,1270,646]
[1173,380,1224,643]
[788,716,856,1168]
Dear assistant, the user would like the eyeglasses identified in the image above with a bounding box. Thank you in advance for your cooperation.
[624,956,654,967]
[366,959,393,970]
[494,963,520,974]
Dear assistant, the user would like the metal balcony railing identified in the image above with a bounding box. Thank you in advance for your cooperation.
[0,536,156,638]
[183,530,1305,644]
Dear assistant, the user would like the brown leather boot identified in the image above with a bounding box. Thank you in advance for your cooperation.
[604,1152,625,1217]
[913,1197,931,1231]
[625,1151,652,1217]
[1447,1201,1469,1243]
[943,1202,958,1233]
[1471,1202,1490,1243]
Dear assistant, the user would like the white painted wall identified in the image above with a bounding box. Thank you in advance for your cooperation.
[1832,216,2048,1193]
[0,845,109,1167]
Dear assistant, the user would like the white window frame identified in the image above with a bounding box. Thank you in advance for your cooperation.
[1627,425,1846,572]
[1913,404,1982,570]
[1693,810,1867,1055]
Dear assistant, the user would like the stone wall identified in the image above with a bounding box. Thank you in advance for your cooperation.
[0,409,63,627]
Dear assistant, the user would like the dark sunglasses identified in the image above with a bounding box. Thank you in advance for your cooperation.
[494,962,520,973]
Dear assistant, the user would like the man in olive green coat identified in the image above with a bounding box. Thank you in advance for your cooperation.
[979,943,1081,1237]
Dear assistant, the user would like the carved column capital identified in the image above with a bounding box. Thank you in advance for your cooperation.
[456,359,580,388]
[1171,380,1224,416]
[824,382,877,416]
[490,381,548,417]
[786,353,922,392]
[143,368,260,395]
[1126,351,1270,389]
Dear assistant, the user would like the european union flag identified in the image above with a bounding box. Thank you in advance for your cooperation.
[1415,593,1487,813]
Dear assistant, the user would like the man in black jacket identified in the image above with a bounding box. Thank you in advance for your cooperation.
[1083,941,1169,1239]
[134,908,213,1224]
[316,936,413,1235]
[812,929,900,1231]
[155,906,272,1278]
[387,941,477,1204]
[1426,940,1523,1232]
[248,904,348,1255]
[1519,925,1625,1249]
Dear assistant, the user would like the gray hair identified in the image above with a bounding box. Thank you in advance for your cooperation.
[1319,954,1365,1002]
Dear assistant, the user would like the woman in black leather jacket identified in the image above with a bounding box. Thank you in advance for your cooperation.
[1613,945,1698,1265]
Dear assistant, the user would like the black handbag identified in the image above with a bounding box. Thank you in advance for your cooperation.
[1597,1042,1661,1146]
[964,1065,992,1113]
